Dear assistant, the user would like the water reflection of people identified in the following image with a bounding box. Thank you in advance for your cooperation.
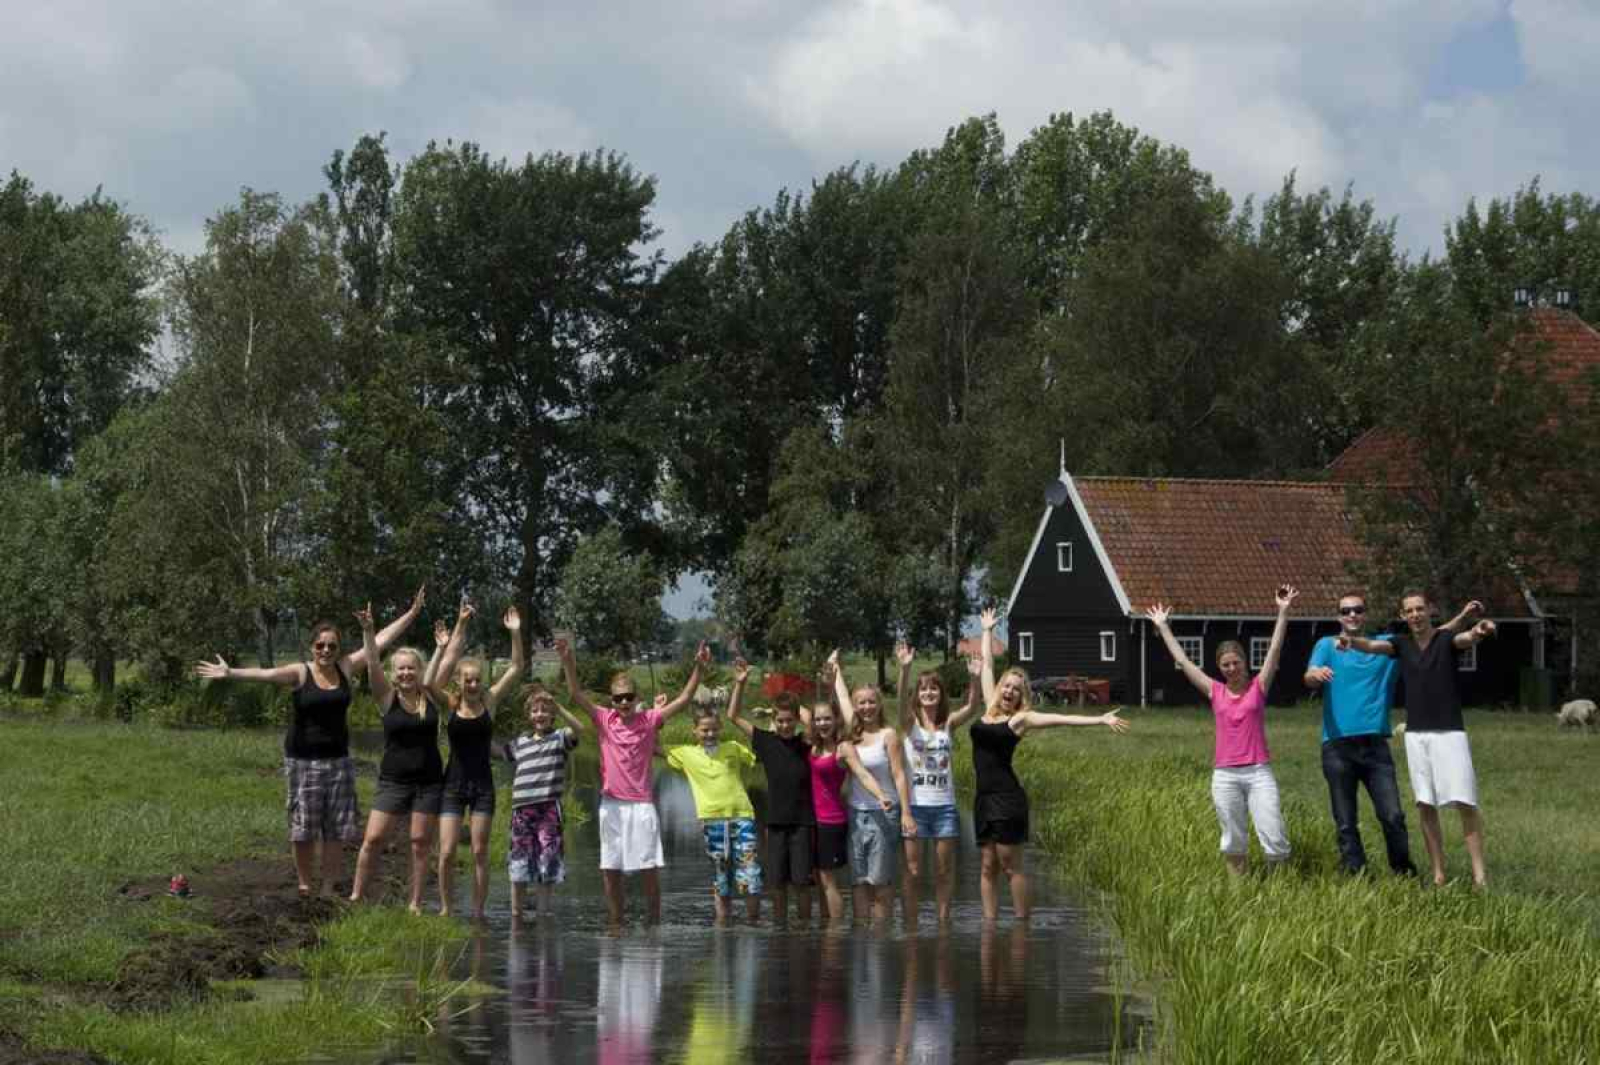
[596,934,665,1065]
[679,929,759,1063]
[904,937,956,1065]
[976,925,1029,1062]
[807,932,849,1064]
[508,925,571,1065]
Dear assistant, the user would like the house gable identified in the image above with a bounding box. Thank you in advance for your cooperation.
[1005,478,1128,621]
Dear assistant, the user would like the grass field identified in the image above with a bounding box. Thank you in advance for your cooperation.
[967,704,1600,1063]
[3,676,1598,1063]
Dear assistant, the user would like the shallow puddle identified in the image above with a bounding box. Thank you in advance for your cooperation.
[338,773,1146,1064]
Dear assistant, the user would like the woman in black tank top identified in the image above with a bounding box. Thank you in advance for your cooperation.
[431,602,526,920]
[349,604,460,914]
[193,588,425,897]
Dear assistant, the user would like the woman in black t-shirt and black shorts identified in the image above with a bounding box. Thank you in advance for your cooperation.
[428,601,525,920]
[349,603,457,913]
[195,588,424,897]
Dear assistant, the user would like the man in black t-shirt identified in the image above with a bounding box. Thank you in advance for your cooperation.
[1339,592,1497,888]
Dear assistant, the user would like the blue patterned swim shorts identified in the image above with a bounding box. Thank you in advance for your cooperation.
[701,817,762,898]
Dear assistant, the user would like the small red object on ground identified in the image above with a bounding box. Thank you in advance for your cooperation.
[168,874,190,898]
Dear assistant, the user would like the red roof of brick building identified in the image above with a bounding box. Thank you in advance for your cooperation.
[1067,476,1533,619]
[1327,307,1600,486]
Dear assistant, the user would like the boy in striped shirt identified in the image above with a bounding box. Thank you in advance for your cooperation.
[502,684,583,922]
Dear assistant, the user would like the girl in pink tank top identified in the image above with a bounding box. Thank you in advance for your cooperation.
[806,701,850,927]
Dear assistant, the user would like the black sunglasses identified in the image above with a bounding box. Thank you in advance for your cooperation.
[612,692,637,703]
[1338,606,1367,617]
[313,641,339,650]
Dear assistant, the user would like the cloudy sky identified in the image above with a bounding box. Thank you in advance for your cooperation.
[6,0,1595,614]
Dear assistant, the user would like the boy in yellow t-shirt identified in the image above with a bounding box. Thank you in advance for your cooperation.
[665,706,763,924]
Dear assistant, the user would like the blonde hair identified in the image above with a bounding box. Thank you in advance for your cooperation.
[848,684,884,741]
[609,670,636,695]
[448,657,487,710]
[987,667,1034,716]
[1215,640,1246,668]
[388,646,425,677]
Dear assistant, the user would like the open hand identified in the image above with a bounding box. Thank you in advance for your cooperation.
[195,656,230,681]
[654,693,669,710]
[1144,603,1172,628]
[895,641,913,667]
[554,637,574,663]
[409,585,426,615]
[1308,665,1334,684]
[503,606,521,631]
[966,655,981,678]
[733,657,750,684]
[1101,709,1130,734]
[433,619,450,648]
[980,607,999,632]
[354,603,375,632]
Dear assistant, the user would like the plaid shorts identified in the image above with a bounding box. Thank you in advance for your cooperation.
[702,817,762,898]
[285,757,362,843]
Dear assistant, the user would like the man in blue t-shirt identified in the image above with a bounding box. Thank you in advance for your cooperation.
[1304,593,1416,875]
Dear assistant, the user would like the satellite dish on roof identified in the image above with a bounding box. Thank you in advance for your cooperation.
[1044,481,1069,506]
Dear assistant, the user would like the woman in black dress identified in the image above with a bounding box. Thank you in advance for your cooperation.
[975,607,1129,923]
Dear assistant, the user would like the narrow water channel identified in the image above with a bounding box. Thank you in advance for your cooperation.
[346,773,1146,1064]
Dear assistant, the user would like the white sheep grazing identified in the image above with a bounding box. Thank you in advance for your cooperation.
[1557,699,1596,730]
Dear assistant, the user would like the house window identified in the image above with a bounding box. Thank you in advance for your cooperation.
[1017,632,1034,662]
[1250,637,1270,670]
[1176,636,1202,667]
[1099,631,1116,662]
[1056,542,1073,572]
[1458,642,1477,672]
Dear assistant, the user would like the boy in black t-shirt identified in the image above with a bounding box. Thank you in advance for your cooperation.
[726,661,816,927]
[1339,592,1497,888]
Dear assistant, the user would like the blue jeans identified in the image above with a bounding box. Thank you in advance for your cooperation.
[1321,736,1415,875]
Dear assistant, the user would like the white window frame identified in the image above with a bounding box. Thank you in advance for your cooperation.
[1099,631,1116,662]
[1458,641,1477,672]
[1250,637,1270,671]
[1176,636,1202,668]
[1056,541,1073,572]
[1017,632,1034,662]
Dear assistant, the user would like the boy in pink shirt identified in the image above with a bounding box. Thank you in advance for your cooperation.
[557,638,709,928]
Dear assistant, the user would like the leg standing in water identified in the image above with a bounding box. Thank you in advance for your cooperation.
[196,588,423,897]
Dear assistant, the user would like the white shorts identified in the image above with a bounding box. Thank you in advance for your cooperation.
[1403,730,1479,808]
[598,797,664,872]
[1210,763,1290,860]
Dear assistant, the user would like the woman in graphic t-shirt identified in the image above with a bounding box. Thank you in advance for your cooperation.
[1147,585,1297,875]
[893,643,984,929]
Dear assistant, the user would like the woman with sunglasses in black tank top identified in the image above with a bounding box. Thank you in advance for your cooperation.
[194,587,425,897]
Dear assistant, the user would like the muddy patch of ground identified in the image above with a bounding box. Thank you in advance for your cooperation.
[0,1030,113,1065]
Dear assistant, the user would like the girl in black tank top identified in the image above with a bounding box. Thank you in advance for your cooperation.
[430,602,527,920]
[288,661,352,759]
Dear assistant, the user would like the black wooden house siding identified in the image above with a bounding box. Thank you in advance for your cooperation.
[1006,483,1536,707]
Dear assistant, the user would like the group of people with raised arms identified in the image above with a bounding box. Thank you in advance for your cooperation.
[197,577,1499,925]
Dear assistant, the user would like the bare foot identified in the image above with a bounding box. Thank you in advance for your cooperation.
[408,903,423,916]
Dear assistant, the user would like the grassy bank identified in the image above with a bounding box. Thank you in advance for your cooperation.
[0,720,472,1065]
[985,706,1600,1063]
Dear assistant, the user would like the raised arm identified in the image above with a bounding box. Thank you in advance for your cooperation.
[555,638,602,719]
[894,642,915,733]
[979,608,999,708]
[554,699,586,734]
[1441,599,1484,634]
[839,742,893,811]
[883,728,916,837]
[658,641,710,721]
[421,617,451,688]
[946,656,986,731]
[1453,618,1497,650]
[194,657,303,687]
[487,607,526,706]
[1144,604,1213,699]
[726,658,755,738]
[356,604,391,709]
[827,649,857,733]
[1257,585,1297,694]
[345,584,424,671]
[1016,707,1130,736]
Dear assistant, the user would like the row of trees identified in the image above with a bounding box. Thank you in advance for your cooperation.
[2,114,1597,694]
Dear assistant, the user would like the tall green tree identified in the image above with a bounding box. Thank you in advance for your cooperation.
[552,526,667,658]
[391,141,670,627]
[0,172,162,475]
[1445,180,1600,326]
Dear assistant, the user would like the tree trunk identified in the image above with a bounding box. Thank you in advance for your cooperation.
[254,605,277,668]
[17,651,47,697]
[50,649,68,691]
[0,652,16,692]
[93,651,116,692]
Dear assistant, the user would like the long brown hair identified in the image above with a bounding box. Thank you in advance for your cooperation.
[913,670,951,729]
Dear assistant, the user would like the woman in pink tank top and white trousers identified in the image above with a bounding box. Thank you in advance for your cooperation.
[1147,586,1298,875]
